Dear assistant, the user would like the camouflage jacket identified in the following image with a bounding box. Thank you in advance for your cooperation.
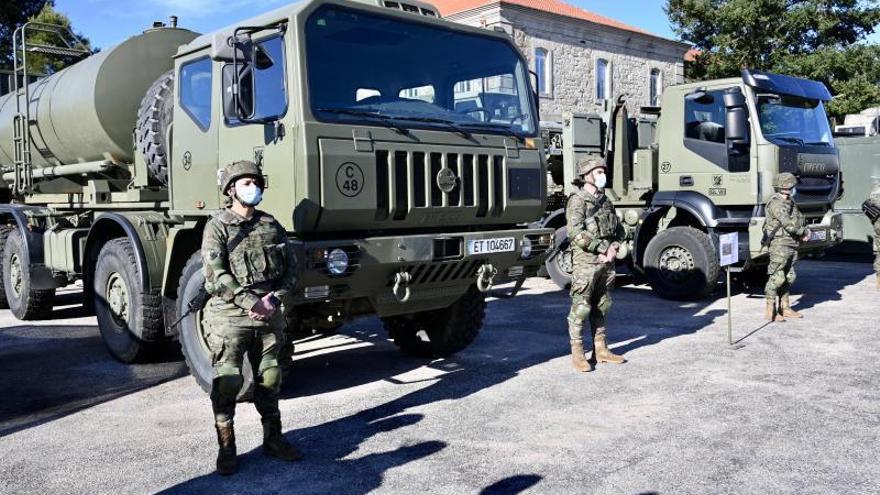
[566,188,625,266]
[201,208,297,311]
[869,184,880,228]
[764,192,806,248]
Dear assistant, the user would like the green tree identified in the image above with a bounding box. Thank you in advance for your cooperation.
[666,0,880,119]
[0,0,47,70]
[24,3,92,75]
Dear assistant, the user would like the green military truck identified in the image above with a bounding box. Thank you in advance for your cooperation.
[0,0,552,391]
[830,134,880,253]
[538,70,844,300]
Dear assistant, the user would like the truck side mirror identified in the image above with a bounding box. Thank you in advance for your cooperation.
[723,88,749,146]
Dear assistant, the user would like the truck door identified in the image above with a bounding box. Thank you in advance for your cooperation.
[217,33,293,230]
[170,54,221,213]
[661,87,754,207]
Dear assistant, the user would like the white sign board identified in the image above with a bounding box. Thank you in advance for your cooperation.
[719,232,739,267]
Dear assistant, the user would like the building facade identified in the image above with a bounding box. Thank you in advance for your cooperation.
[435,0,690,123]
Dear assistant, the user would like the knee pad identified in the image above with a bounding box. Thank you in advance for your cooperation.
[258,366,282,394]
[214,374,244,401]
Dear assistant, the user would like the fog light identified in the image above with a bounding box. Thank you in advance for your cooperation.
[326,248,349,275]
[520,237,533,259]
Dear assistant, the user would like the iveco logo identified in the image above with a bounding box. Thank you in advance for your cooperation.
[801,162,829,174]
[436,167,458,193]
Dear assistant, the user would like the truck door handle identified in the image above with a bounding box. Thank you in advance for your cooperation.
[680,175,694,187]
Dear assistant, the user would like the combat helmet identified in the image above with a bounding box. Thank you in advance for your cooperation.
[773,172,797,190]
[219,160,264,194]
[575,156,608,178]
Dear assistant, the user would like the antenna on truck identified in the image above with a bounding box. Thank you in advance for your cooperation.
[11,22,90,195]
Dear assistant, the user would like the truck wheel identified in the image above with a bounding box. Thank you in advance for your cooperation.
[737,265,770,290]
[383,285,486,358]
[93,238,164,363]
[642,226,720,301]
[0,225,12,309]
[545,226,573,290]
[2,229,55,319]
[136,70,174,186]
[177,252,254,400]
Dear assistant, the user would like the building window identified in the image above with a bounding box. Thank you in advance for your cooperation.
[596,58,609,101]
[650,68,662,106]
[535,47,551,96]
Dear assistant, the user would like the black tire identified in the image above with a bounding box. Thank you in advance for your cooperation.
[0,225,12,309]
[545,226,573,290]
[383,285,486,358]
[177,252,254,400]
[93,238,164,363]
[136,70,174,186]
[2,229,55,319]
[642,226,720,301]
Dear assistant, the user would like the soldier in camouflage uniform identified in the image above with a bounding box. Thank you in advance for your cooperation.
[566,156,627,372]
[867,182,880,289]
[763,172,810,322]
[201,161,301,475]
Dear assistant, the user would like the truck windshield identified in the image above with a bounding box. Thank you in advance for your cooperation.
[305,5,537,137]
[756,94,833,146]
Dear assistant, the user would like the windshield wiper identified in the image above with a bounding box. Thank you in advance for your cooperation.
[316,107,411,136]
[391,116,474,140]
[460,121,525,142]
[773,136,805,145]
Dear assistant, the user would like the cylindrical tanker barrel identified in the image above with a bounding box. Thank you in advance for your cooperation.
[0,26,199,169]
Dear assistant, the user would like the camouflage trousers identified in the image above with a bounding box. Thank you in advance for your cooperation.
[567,262,615,341]
[205,298,286,424]
[765,246,797,300]
[874,223,880,274]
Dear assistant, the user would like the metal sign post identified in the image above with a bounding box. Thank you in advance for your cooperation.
[718,233,739,346]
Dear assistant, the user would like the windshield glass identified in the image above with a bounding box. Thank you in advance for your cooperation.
[756,94,833,146]
[305,5,537,137]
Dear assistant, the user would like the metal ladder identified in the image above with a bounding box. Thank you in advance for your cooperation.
[11,21,89,195]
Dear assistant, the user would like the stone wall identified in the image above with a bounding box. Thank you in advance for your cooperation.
[446,5,688,122]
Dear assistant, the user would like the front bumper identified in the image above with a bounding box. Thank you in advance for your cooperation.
[748,210,844,259]
[290,227,553,314]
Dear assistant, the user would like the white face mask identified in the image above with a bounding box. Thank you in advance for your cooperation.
[235,183,263,206]
[593,173,607,190]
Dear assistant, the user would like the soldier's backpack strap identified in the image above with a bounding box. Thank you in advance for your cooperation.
[225,211,263,254]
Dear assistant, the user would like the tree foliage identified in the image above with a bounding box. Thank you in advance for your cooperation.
[0,1,91,75]
[666,0,880,119]
[0,0,46,70]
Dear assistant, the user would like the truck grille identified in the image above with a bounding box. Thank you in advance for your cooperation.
[375,150,506,221]
[386,259,484,287]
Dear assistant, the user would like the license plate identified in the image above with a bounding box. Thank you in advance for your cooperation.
[809,230,827,242]
[467,237,515,255]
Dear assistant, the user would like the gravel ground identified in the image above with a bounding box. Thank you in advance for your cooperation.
[0,259,878,495]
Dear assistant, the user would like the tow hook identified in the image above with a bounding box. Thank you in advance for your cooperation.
[392,271,412,303]
[476,263,498,293]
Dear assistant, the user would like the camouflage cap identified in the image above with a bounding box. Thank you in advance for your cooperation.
[773,172,797,190]
[219,160,263,193]
[575,156,608,177]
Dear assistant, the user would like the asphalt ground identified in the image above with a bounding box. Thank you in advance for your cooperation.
[0,259,878,495]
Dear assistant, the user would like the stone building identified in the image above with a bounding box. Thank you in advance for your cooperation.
[434,0,690,122]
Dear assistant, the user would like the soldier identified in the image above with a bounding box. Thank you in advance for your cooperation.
[566,156,627,372]
[763,172,810,322]
[866,182,880,289]
[201,160,301,475]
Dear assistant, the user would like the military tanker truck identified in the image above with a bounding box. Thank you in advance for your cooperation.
[0,0,553,392]
[537,70,844,300]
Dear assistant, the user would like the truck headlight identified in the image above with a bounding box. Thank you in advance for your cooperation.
[520,237,533,259]
[326,248,349,275]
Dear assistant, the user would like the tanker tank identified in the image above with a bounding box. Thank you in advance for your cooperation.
[0,25,199,170]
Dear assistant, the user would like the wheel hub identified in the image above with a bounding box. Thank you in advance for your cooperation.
[105,272,130,329]
[658,245,696,283]
[9,253,23,297]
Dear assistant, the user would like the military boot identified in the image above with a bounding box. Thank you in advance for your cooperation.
[765,300,785,322]
[780,294,803,318]
[593,328,625,364]
[215,421,237,475]
[569,339,592,372]
[261,415,302,461]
